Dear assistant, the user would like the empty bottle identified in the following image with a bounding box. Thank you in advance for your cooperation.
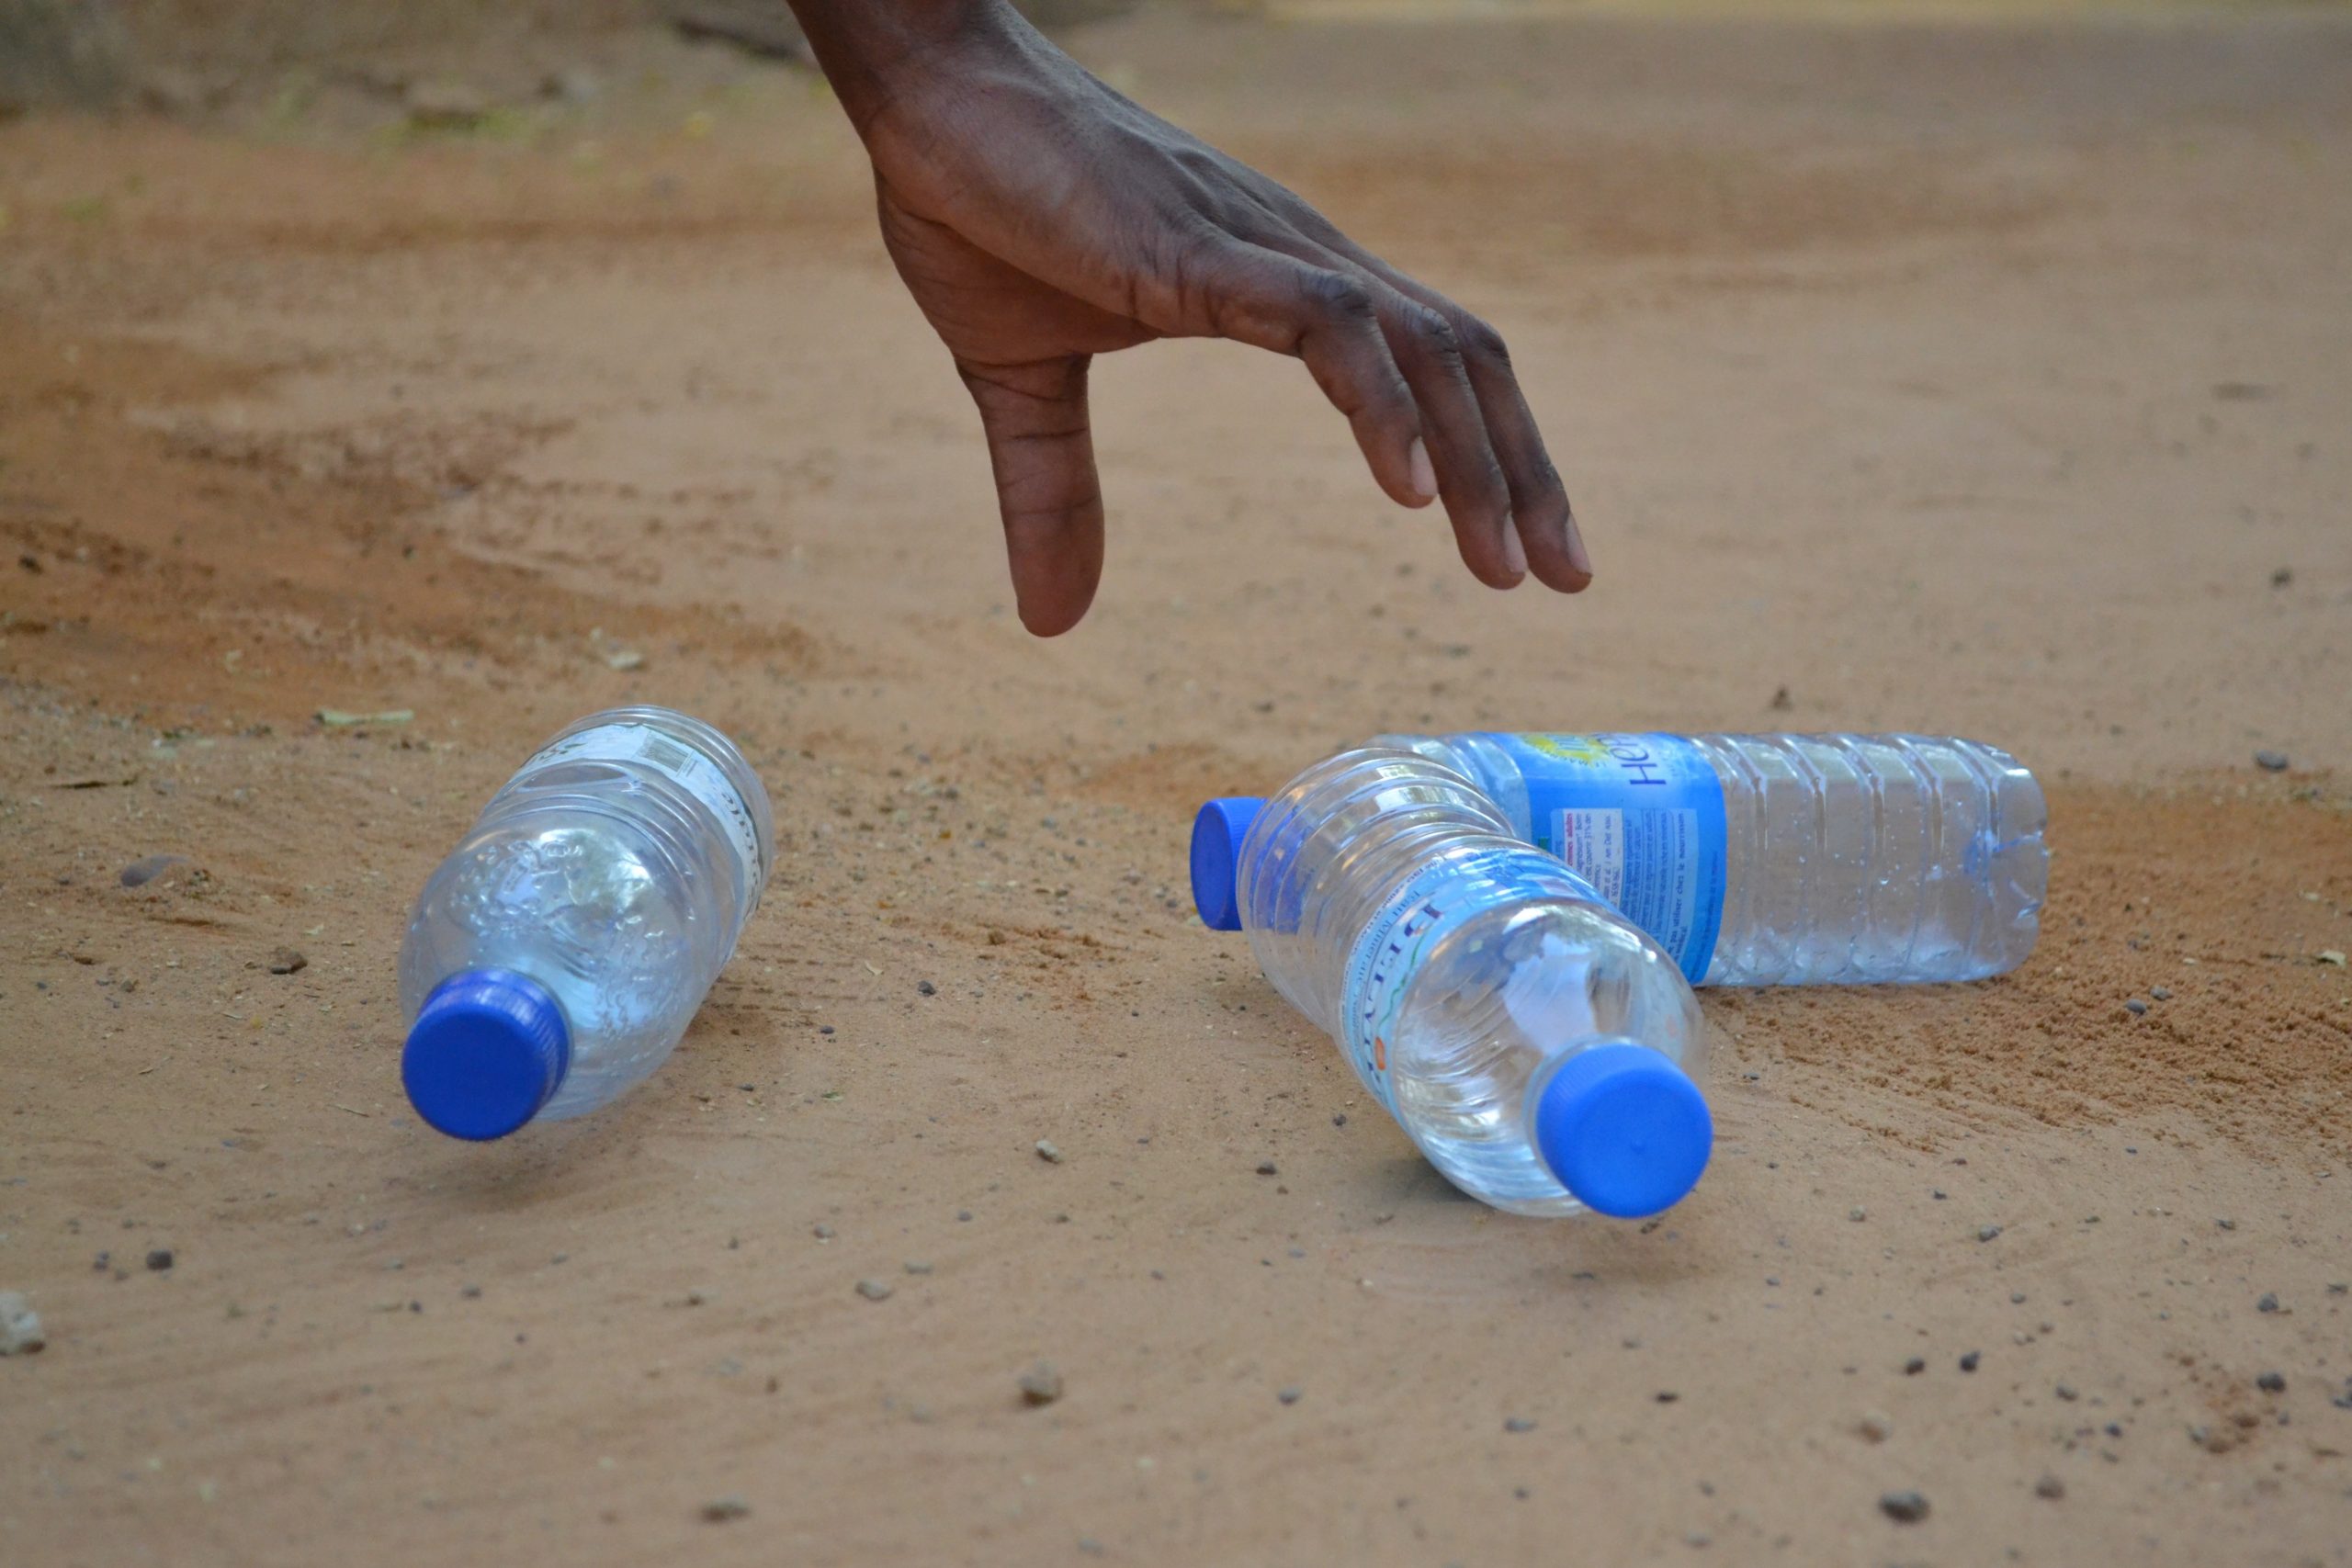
[398,706,773,1139]
[1367,733,2046,987]
[1193,748,1713,1218]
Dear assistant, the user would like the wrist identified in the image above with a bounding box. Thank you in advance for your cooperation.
[786,0,1025,132]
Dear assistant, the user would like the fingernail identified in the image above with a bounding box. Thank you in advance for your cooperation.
[1564,511,1592,580]
[1407,438,1436,502]
[1500,513,1527,579]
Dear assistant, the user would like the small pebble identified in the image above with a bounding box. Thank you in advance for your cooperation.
[700,1496,750,1523]
[1904,1358,1926,1376]
[2253,750,2290,773]
[2035,1473,2065,1500]
[1978,1224,2003,1243]
[813,1223,834,1240]
[2256,1371,2285,1393]
[1655,1391,1680,1404]
[854,1279,893,1302]
[2055,1383,2078,1402]
[1277,1386,1303,1405]
[2124,998,2147,1017]
[903,1260,933,1276]
[2151,987,2172,1001]
[1504,1416,1538,1434]
[1960,1351,1982,1372]
[1332,1112,1348,1127]
[146,1248,174,1272]
[1684,1531,1712,1549]
[956,1210,973,1222]
[1035,1139,1064,1165]
[1859,1411,1892,1443]
[2256,1292,2279,1314]
[118,854,187,888]
[266,947,308,976]
[2216,1218,2235,1230]
[0,1292,44,1355]
[916,979,937,996]
[1255,1161,1278,1177]
[1879,1490,1931,1524]
[1849,1207,1867,1223]
[2011,1292,2028,1304]
[1018,1360,1063,1406]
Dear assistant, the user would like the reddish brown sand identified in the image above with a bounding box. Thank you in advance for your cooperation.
[4,9,2350,1565]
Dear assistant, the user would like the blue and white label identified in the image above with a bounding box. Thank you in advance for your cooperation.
[1486,733,1727,982]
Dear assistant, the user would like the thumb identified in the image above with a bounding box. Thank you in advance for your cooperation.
[958,355,1105,638]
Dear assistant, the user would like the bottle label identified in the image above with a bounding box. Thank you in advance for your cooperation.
[521,722,765,898]
[1339,854,1599,1114]
[1483,734,1726,982]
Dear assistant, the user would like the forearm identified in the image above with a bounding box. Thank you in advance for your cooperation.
[785,0,1029,132]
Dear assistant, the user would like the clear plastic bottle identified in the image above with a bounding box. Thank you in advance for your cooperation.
[1374,732,2046,987]
[1192,748,1713,1218]
[397,707,774,1139]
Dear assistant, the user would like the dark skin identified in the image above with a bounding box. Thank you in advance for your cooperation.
[786,0,1589,636]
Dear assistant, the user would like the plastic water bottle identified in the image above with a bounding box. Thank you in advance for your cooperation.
[1374,732,2046,987]
[397,707,773,1140]
[1192,748,1713,1218]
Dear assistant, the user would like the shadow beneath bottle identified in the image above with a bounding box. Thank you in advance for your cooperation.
[396,1087,684,1213]
[1343,1152,1724,1305]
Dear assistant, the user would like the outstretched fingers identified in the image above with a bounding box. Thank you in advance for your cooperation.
[1372,294,1523,589]
[1185,242,1437,514]
[1285,217,1587,590]
[1385,290,1581,592]
[1187,238,1524,589]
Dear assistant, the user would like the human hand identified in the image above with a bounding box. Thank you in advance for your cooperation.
[790,0,1589,635]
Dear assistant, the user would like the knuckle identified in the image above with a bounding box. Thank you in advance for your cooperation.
[1173,144,1224,181]
[1457,314,1511,368]
[1300,269,1376,329]
[1411,308,1464,365]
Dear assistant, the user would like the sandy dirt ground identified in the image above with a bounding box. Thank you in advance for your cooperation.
[4,6,2351,1564]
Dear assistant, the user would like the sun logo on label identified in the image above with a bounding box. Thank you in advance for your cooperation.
[1519,734,1613,766]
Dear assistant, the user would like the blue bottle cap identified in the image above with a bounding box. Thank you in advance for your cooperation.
[401,969,571,1141]
[1532,1043,1713,1218]
[1190,797,1266,932]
